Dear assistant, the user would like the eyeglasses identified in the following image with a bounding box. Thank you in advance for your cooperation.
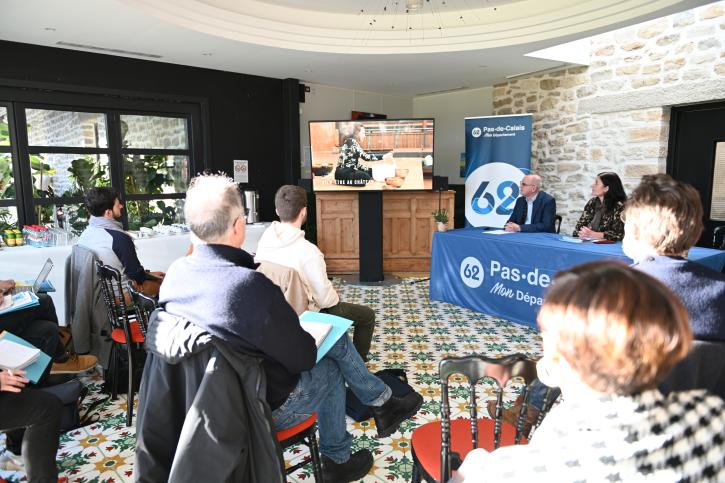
[520,182,534,187]
[232,213,246,227]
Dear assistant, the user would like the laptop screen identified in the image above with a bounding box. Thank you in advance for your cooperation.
[32,258,54,292]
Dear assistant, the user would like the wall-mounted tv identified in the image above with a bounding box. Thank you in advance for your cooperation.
[309,119,434,192]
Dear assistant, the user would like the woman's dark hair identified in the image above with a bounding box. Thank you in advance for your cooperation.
[85,187,120,217]
[598,172,627,213]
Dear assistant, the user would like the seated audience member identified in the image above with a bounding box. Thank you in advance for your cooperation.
[454,261,725,481]
[0,369,63,481]
[159,174,422,482]
[573,172,626,241]
[504,174,556,233]
[77,187,164,296]
[623,173,725,340]
[255,185,375,360]
[0,280,96,375]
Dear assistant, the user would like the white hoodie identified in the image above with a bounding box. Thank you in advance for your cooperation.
[254,221,339,311]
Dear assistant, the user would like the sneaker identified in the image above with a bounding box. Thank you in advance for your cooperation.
[371,391,423,438]
[0,448,24,472]
[321,449,373,483]
[51,354,98,374]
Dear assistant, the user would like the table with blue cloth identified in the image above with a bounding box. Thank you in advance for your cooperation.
[429,229,725,330]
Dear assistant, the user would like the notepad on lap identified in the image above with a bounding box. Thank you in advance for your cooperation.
[0,338,40,370]
[0,331,52,383]
[299,311,354,362]
[300,321,333,349]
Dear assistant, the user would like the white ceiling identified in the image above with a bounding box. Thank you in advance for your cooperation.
[0,0,712,96]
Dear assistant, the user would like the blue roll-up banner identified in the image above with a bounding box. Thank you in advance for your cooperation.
[464,114,532,227]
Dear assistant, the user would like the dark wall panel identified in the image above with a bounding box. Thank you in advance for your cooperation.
[0,40,292,221]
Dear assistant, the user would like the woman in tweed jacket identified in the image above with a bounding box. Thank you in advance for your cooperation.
[573,172,627,241]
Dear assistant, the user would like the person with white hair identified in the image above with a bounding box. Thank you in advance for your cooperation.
[504,173,557,233]
[158,173,422,482]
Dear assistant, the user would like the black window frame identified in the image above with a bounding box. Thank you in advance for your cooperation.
[0,82,208,230]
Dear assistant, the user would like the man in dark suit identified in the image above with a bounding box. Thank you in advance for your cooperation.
[504,174,557,233]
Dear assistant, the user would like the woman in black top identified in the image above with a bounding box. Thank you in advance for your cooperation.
[334,123,383,186]
[573,172,627,241]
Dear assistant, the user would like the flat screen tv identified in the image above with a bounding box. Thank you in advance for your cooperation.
[309,119,434,192]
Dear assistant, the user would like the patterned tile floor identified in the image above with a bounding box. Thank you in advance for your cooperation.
[0,277,542,483]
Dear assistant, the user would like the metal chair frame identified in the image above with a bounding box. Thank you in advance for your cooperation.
[96,260,152,426]
[411,353,559,482]
[277,417,324,482]
[554,214,563,234]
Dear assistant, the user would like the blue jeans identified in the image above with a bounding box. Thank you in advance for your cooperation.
[272,335,391,463]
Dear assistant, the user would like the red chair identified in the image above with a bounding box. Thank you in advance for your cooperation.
[411,354,558,482]
[276,413,324,482]
[96,261,152,427]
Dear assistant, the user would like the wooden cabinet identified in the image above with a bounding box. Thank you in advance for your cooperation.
[315,190,455,273]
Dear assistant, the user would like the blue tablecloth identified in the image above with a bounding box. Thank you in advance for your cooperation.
[429,229,725,329]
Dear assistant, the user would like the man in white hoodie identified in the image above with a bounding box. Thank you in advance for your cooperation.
[255,185,375,361]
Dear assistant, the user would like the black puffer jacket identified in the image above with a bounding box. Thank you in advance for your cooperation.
[134,310,285,483]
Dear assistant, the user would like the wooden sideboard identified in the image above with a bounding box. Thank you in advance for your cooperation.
[315,190,455,273]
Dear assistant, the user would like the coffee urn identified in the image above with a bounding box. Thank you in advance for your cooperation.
[242,190,259,224]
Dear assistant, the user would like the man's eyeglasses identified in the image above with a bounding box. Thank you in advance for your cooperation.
[520,182,533,187]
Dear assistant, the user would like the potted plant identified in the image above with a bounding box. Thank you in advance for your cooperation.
[432,208,449,232]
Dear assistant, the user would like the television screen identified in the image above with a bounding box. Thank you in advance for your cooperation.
[309,119,434,191]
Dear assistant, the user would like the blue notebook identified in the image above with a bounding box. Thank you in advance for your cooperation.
[0,331,52,384]
[299,311,354,362]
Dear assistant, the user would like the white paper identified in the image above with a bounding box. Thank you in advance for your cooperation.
[483,229,512,235]
[300,321,333,349]
[233,159,249,183]
[0,339,40,370]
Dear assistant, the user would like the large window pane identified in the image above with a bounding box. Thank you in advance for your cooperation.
[0,206,18,231]
[30,153,110,198]
[121,115,188,149]
[126,199,184,231]
[124,154,189,195]
[26,109,107,148]
[0,153,14,199]
[34,202,88,235]
[0,107,9,146]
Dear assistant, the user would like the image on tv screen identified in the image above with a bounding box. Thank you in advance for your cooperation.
[309,119,434,192]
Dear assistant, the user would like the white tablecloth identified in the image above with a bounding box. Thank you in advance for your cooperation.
[0,222,270,324]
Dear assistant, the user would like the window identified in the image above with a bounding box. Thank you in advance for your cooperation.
[0,91,202,234]
[120,115,190,230]
[25,108,112,233]
[0,105,19,231]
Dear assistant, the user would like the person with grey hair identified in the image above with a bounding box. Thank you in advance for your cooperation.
[158,174,422,482]
[504,174,557,233]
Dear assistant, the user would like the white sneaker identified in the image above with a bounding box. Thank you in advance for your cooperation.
[0,447,24,471]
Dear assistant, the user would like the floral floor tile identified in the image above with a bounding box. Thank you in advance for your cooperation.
[0,277,541,483]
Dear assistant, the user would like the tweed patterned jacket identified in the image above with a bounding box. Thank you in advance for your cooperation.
[573,197,625,241]
[456,389,725,482]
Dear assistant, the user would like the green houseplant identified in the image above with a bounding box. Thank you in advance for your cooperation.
[432,208,449,231]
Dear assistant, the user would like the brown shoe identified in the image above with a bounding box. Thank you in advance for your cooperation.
[486,396,539,437]
[51,354,98,374]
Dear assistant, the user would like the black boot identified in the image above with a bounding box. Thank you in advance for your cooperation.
[322,449,374,483]
[371,391,423,438]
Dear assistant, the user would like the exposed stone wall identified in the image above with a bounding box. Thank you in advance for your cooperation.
[492,2,725,234]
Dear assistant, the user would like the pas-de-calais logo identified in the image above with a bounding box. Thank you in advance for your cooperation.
[471,127,482,138]
[460,256,484,288]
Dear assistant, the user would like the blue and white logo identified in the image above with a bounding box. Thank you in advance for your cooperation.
[460,256,484,288]
[471,127,482,138]
[465,162,525,228]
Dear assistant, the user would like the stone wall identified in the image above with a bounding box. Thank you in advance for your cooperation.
[492,2,725,234]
